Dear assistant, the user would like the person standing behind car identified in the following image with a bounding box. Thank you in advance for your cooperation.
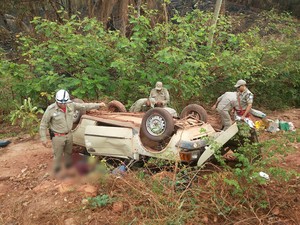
[212,92,238,130]
[149,81,170,107]
[40,89,106,174]
[234,79,254,120]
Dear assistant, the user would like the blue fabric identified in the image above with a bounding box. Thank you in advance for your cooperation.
[0,140,11,147]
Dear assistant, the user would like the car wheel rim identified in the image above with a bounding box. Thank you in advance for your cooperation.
[146,115,166,136]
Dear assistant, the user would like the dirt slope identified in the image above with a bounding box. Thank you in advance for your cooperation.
[0,109,299,225]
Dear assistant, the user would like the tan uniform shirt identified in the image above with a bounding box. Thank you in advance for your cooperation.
[216,92,237,111]
[236,88,254,110]
[40,102,100,142]
[149,88,170,106]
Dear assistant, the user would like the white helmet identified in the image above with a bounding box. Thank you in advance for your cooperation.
[55,89,70,103]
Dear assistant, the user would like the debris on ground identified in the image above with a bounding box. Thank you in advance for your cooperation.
[259,171,270,180]
[0,140,11,148]
[112,165,126,176]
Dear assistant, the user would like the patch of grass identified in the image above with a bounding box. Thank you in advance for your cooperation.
[0,120,23,139]
[85,194,113,209]
[0,131,18,139]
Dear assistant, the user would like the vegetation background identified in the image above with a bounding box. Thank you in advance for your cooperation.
[0,0,299,115]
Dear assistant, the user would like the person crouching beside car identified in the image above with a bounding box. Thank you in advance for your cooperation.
[39,89,106,174]
[212,92,238,130]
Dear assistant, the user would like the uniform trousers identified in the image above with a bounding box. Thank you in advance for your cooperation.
[51,133,73,171]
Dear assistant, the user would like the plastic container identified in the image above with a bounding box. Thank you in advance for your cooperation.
[279,121,290,131]
[250,108,266,118]
[244,118,255,128]
[112,165,127,176]
[259,171,270,180]
[288,122,295,131]
[255,120,266,130]
[267,122,279,133]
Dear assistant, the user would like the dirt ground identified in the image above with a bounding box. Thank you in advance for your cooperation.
[0,109,299,225]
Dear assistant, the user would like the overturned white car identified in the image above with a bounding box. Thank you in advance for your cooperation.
[71,103,240,167]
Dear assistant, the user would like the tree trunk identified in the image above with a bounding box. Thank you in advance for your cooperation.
[112,0,129,35]
[208,0,223,47]
[137,0,142,17]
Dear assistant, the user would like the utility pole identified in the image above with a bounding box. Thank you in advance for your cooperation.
[208,0,223,47]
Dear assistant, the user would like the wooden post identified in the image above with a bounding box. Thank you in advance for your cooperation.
[208,0,223,47]
[137,0,141,17]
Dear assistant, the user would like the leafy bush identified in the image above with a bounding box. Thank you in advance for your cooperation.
[0,9,299,113]
[9,98,44,136]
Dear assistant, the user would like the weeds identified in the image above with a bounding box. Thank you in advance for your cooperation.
[92,128,300,224]
[85,194,113,209]
[9,98,44,136]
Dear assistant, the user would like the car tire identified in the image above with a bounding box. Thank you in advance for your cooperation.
[72,98,86,124]
[107,100,127,112]
[141,108,174,142]
[180,104,208,122]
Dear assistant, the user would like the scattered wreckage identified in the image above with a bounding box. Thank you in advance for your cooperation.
[71,100,246,167]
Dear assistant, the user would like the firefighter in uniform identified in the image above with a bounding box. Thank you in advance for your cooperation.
[234,80,254,120]
[39,89,105,173]
[212,92,238,130]
[129,81,170,112]
[149,81,170,107]
[129,98,150,112]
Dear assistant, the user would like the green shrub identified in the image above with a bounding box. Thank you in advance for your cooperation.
[86,194,113,208]
[9,98,44,136]
[0,9,299,113]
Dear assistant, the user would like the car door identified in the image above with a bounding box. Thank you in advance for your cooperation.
[84,125,133,158]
